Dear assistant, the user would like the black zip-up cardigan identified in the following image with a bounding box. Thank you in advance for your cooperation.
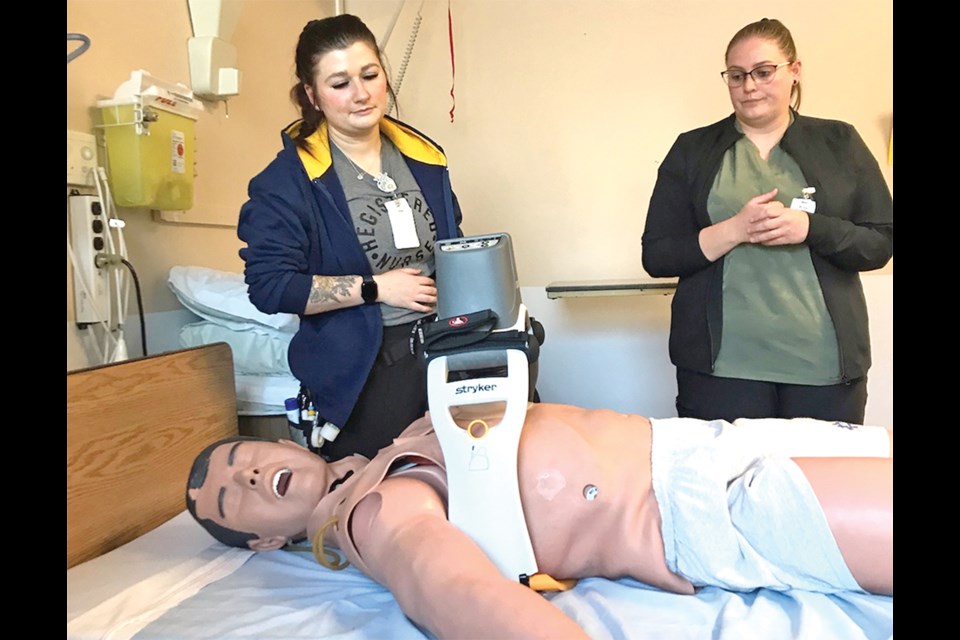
[641,112,893,382]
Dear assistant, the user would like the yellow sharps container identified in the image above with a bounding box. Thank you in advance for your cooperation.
[96,70,204,211]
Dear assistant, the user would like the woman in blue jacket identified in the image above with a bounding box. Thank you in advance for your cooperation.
[238,15,463,460]
[642,18,892,424]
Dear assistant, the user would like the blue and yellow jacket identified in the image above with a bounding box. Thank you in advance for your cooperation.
[238,116,463,426]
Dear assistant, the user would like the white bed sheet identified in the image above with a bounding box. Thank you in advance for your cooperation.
[235,372,300,416]
[67,511,254,639]
[67,511,893,640]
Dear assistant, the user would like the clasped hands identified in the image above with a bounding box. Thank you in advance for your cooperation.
[736,188,809,246]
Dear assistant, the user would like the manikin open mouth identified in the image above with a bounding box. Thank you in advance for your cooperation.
[272,469,292,498]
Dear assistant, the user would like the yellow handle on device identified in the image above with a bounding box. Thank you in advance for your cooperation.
[526,573,578,592]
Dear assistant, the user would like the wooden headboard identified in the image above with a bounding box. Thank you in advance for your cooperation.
[66,343,239,569]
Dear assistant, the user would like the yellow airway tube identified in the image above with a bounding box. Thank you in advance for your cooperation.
[888,127,893,165]
[312,517,350,571]
[527,573,579,592]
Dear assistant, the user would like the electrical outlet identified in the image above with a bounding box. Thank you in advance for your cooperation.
[67,130,98,186]
[69,194,110,326]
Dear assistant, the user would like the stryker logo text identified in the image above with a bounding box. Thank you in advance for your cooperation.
[455,383,497,394]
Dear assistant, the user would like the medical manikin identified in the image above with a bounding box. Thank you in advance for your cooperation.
[186,234,893,639]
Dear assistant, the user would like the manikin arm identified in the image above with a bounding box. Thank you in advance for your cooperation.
[350,476,589,639]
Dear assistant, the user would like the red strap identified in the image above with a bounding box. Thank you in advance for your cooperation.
[448,0,456,123]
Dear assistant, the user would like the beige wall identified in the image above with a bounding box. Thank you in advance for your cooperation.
[67,0,892,354]
[378,0,892,284]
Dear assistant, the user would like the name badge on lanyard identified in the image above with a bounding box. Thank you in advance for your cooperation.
[386,197,421,249]
[791,187,817,214]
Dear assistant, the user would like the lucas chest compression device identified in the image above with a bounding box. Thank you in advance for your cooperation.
[413,233,545,584]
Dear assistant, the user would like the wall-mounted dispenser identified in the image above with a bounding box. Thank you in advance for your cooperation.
[187,0,244,100]
[95,70,203,211]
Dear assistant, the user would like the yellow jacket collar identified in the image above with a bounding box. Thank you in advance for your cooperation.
[292,119,448,181]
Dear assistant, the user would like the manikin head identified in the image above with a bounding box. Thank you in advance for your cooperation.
[185,436,336,551]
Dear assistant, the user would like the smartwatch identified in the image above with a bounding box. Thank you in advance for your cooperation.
[361,275,379,304]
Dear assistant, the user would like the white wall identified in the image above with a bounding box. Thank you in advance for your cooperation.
[360,0,893,284]
[525,273,892,426]
[66,309,199,372]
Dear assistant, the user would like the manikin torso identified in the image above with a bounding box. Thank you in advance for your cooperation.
[307,402,695,595]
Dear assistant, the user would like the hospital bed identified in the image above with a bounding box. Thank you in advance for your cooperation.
[67,342,892,640]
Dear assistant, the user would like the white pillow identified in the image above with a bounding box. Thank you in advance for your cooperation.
[178,321,292,376]
[168,266,299,333]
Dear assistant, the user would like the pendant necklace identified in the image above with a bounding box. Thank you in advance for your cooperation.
[341,150,397,194]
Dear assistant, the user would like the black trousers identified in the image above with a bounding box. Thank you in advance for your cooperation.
[321,321,427,461]
[675,368,868,424]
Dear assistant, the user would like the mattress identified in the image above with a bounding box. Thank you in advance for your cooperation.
[234,371,300,416]
[67,511,893,639]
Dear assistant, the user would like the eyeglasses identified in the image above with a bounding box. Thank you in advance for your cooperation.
[720,62,793,87]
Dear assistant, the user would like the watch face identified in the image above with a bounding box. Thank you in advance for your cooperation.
[362,277,378,304]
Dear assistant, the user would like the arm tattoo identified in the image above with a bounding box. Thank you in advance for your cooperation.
[309,275,357,305]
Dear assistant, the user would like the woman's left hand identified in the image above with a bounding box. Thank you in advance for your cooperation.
[747,205,810,246]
